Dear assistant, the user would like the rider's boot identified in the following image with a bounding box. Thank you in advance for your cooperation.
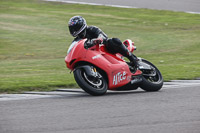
[124,50,139,73]
[118,42,139,73]
[107,38,139,73]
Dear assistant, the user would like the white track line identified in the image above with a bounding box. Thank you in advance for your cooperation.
[44,0,136,8]
[0,94,54,101]
[1,80,200,101]
[44,0,200,14]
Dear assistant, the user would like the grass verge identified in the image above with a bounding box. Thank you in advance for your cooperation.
[0,0,200,93]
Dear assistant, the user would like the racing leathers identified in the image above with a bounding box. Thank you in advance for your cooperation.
[73,26,138,70]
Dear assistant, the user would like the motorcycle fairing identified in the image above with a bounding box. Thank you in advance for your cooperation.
[65,39,141,89]
[84,45,132,89]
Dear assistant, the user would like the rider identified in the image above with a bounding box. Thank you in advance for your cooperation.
[68,16,138,71]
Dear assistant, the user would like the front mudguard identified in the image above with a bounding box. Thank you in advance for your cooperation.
[74,65,96,77]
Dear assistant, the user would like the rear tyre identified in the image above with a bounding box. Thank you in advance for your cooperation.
[139,59,163,91]
[74,66,108,96]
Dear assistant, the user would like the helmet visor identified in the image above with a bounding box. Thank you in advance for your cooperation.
[69,24,86,37]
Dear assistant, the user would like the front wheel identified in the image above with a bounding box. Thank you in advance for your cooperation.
[74,65,108,96]
[139,59,163,91]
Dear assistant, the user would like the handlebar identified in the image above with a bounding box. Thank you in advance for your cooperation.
[84,42,96,49]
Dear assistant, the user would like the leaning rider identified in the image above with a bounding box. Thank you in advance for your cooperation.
[68,16,138,72]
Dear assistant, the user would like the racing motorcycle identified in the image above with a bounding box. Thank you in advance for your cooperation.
[65,39,163,96]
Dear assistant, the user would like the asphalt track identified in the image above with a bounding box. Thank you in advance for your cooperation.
[0,80,200,133]
[46,0,200,13]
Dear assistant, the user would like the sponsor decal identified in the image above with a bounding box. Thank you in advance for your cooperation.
[92,54,101,60]
[113,71,126,85]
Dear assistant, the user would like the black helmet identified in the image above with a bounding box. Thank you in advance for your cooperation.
[68,16,87,37]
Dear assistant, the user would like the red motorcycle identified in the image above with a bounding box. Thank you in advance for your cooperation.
[65,39,163,96]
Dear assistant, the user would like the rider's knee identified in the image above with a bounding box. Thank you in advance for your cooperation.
[112,38,122,46]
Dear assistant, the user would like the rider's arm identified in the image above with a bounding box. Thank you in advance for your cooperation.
[85,26,108,48]
[87,26,108,42]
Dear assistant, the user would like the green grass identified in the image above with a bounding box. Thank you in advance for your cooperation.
[0,0,200,93]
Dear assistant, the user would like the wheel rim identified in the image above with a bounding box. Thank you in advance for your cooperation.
[82,70,104,90]
[142,65,162,83]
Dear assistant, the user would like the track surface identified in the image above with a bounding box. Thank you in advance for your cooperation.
[46,0,200,13]
[0,80,200,133]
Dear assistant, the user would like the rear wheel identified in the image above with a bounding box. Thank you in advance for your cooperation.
[139,59,163,91]
[74,65,108,96]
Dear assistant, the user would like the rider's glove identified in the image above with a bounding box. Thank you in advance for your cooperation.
[91,38,103,45]
[86,42,95,49]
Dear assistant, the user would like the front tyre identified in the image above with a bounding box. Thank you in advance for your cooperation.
[139,59,163,91]
[74,66,108,96]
